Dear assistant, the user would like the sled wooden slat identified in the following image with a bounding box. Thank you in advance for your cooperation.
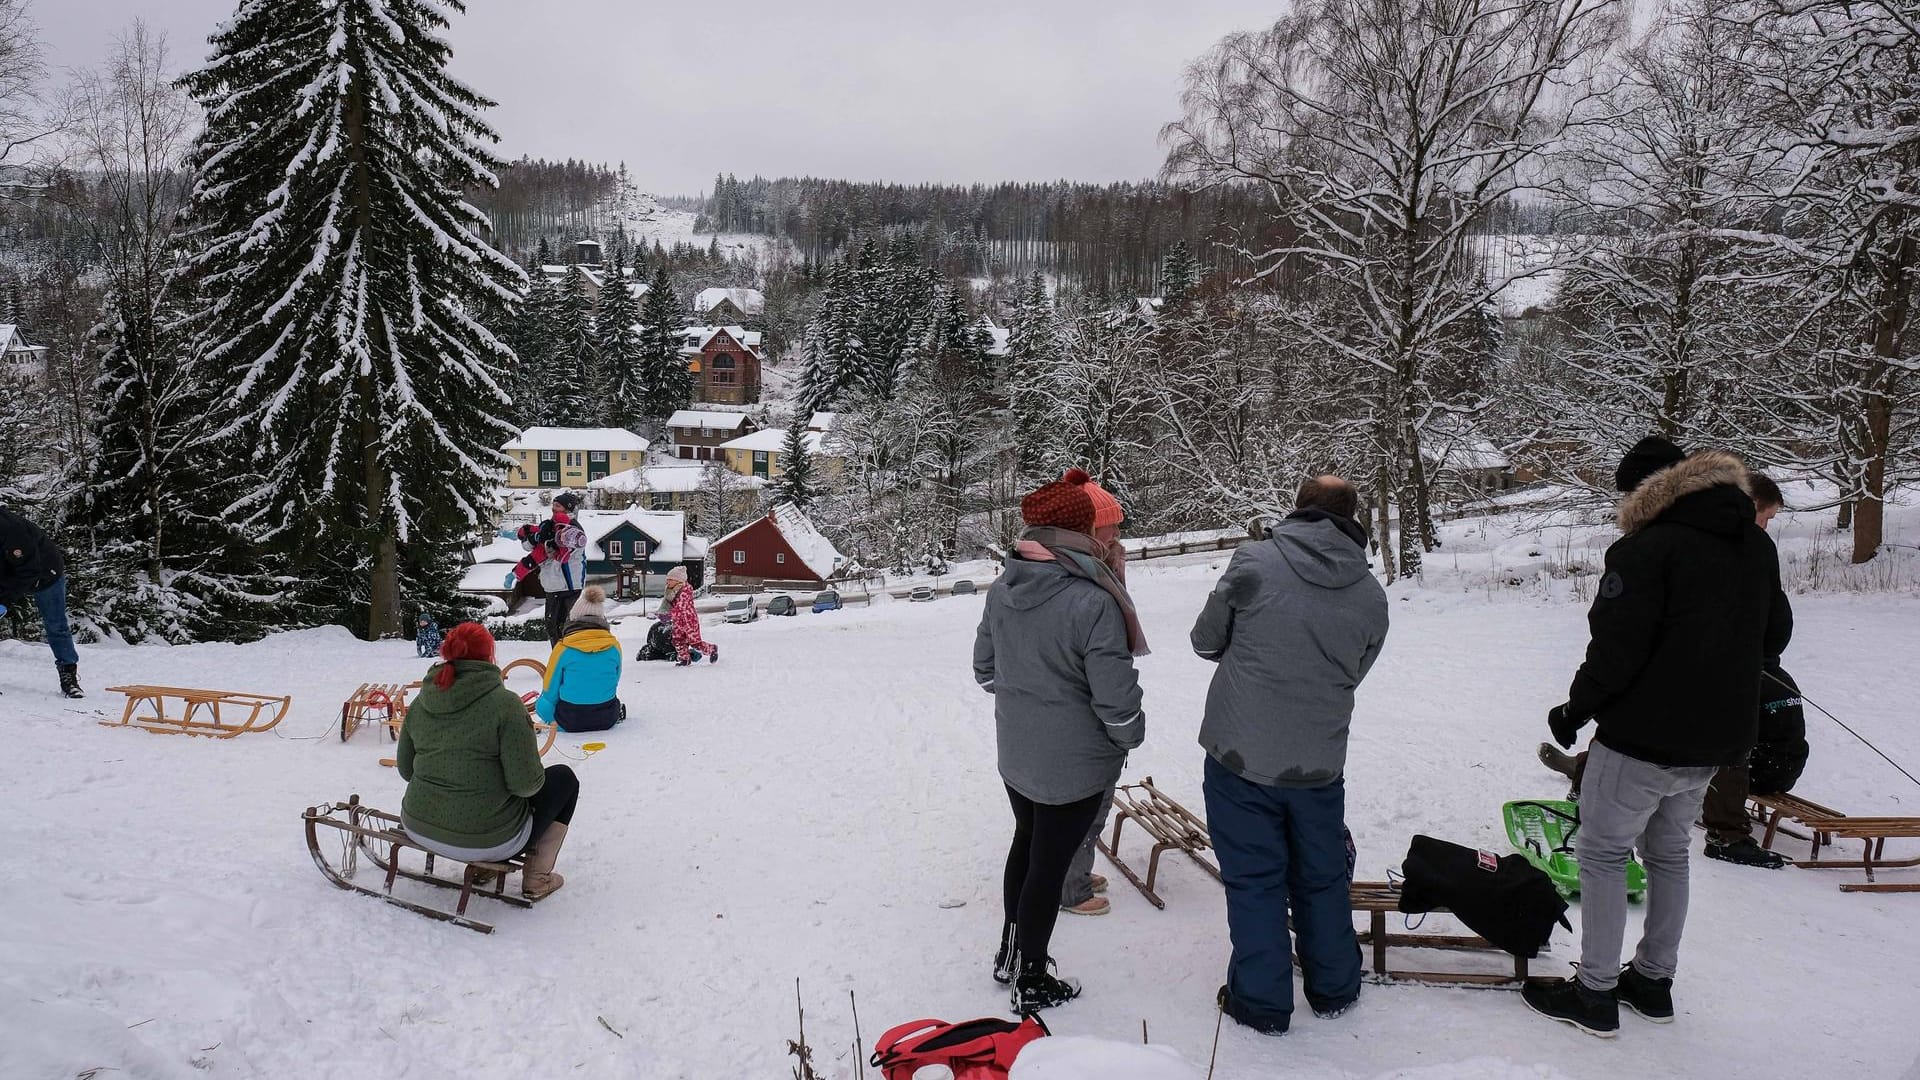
[1794,815,1920,892]
[303,795,536,933]
[340,682,410,742]
[1747,792,1847,855]
[1347,882,1527,988]
[102,684,291,738]
[1095,776,1221,910]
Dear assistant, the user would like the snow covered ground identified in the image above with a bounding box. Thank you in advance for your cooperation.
[4,500,1919,1079]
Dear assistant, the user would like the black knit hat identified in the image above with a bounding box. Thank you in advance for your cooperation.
[1615,436,1687,493]
[553,491,583,511]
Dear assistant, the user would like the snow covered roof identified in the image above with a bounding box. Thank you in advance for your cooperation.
[806,411,838,432]
[666,409,755,431]
[459,560,516,592]
[717,428,827,454]
[678,325,764,352]
[1420,419,1512,472]
[502,426,651,453]
[589,461,767,494]
[715,503,843,579]
[983,324,1011,357]
[0,324,46,357]
[693,287,766,315]
[575,508,691,564]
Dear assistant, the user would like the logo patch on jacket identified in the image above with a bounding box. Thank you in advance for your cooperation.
[1599,571,1625,599]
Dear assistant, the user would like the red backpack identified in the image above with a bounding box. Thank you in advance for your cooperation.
[870,1014,1049,1080]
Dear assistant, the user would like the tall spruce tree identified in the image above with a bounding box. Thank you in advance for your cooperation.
[637,264,691,417]
[180,0,526,639]
[595,259,646,429]
[550,264,598,418]
[1161,241,1199,306]
[767,423,820,510]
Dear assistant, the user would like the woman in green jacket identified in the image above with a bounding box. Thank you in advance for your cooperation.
[398,622,579,899]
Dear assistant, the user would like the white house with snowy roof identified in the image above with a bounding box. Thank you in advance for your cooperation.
[711,503,843,586]
[692,287,765,323]
[665,408,758,461]
[502,426,650,488]
[716,427,833,482]
[460,507,710,601]
[589,459,766,528]
[536,240,649,311]
[0,324,49,384]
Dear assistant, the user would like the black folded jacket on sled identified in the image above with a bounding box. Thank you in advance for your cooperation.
[1397,834,1571,959]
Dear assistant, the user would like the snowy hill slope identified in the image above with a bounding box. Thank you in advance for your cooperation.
[2,503,1918,1078]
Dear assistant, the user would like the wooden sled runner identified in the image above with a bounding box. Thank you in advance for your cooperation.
[339,682,410,742]
[1348,881,1529,988]
[102,684,291,737]
[377,660,557,767]
[303,795,537,933]
[1748,793,1920,892]
[1096,776,1222,909]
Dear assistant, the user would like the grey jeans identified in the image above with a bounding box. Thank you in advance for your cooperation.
[1576,742,1717,992]
[1061,785,1117,906]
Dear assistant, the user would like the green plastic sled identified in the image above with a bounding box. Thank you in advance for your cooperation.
[1503,799,1646,903]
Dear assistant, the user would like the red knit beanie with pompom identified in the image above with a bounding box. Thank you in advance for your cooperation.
[435,622,497,689]
[1021,468,1098,534]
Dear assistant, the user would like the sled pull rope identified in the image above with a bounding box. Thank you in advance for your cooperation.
[1768,670,1920,792]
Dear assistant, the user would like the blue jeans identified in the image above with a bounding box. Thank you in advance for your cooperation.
[31,575,79,667]
[1203,756,1360,1031]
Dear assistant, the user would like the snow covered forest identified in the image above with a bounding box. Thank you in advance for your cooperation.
[0,0,1916,647]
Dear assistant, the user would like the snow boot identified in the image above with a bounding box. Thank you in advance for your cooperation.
[1011,963,1081,1013]
[521,822,568,900]
[992,923,1017,986]
[707,643,719,664]
[1059,896,1110,916]
[1089,873,1107,894]
[1704,836,1785,869]
[57,663,83,700]
[1522,978,1618,1038]
[1613,964,1675,1023]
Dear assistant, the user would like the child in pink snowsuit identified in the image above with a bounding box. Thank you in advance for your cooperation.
[662,566,716,665]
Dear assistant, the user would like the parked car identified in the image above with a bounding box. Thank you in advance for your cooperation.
[723,597,758,623]
[950,579,977,596]
[909,585,936,603]
[811,590,842,614]
[766,594,797,617]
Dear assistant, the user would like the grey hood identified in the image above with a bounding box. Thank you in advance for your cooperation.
[995,557,1080,612]
[1270,517,1373,590]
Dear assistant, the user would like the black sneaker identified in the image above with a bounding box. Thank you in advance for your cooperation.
[1522,977,1619,1038]
[1704,837,1785,869]
[992,925,1016,986]
[1217,985,1288,1035]
[1012,966,1081,1012]
[1614,964,1675,1023]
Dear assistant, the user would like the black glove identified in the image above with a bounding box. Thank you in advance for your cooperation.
[1548,703,1585,750]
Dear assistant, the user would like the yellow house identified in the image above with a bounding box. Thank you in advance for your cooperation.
[715,427,838,482]
[502,427,651,488]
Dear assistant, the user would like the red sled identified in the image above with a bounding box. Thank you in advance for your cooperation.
[870,1014,1048,1080]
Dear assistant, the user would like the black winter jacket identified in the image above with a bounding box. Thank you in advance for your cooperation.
[0,507,64,602]
[1566,452,1788,768]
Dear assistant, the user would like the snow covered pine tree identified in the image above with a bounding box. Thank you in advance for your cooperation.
[180,0,526,638]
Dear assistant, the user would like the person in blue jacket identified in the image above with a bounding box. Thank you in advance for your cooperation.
[533,586,625,733]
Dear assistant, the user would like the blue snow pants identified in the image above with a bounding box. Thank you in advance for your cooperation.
[1202,756,1360,1032]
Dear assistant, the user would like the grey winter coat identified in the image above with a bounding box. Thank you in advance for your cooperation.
[974,556,1147,804]
[1192,516,1389,788]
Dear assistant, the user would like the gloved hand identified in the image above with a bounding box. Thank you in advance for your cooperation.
[1548,703,1586,749]
[503,569,518,589]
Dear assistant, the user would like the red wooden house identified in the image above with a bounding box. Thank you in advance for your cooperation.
[679,326,765,406]
[711,504,843,586]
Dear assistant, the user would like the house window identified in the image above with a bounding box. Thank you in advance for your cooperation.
[701,427,712,438]
[712,370,736,385]
[732,550,746,565]
[776,553,786,565]
[607,540,623,560]
[753,451,768,464]
[650,493,674,511]
[590,451,608,463]
[540,450,558,462]
[712,355,736,369]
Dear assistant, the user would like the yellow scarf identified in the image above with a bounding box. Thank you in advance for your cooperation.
[543,629,620,690]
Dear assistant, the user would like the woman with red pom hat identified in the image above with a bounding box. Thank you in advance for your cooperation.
[973,468,1148,1012]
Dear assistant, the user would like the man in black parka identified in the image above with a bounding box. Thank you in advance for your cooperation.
[1524,442,1788,1037]
[0,506,83,698]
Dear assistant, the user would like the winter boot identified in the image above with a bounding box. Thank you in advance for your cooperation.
[1613,963,1675,1023]
[521,822,568,900]
[57,663,83,700]
[1059,896,1110,916]
[1011,961,1081,1013]
[1522,977,1618,1038]
[708,643,719,664]
[992,923,1018,986]
[1089,873,1107,894]
[1704,836,1785,869]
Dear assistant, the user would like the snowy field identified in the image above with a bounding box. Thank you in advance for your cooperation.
[4,504,1920,1079]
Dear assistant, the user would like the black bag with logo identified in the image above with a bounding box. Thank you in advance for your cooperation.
[1749,664,1809,795]
[1397,834,1570,958]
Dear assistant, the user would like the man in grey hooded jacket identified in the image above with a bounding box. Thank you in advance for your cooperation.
[1192,475,1389,1035]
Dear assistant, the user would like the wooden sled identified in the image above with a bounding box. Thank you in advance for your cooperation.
[1096,776,1222,909]
[1747,792,1847,856]
[378,661,555,766]
[339,682,410,742]
[1348,881,1529,988]
[303,795,536,933]
[102,684,291,738]
[1794,816,1920,893]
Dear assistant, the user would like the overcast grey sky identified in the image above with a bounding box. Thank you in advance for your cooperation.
[33,0,1283,196]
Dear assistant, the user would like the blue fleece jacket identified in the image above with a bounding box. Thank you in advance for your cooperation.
[534,629,623,723]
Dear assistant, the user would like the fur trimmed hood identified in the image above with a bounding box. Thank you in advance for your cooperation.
[1618,450,1752,536]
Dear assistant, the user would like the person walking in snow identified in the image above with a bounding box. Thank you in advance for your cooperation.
[1191,475,1388,1035]
[398,622,580,900]
[0,506,83,699]
[1525,443,1788,1037]
[534,586,626,733]
[974,468,1147,1012]
[523,492,587,647]
[1058,474,1138,918]
[662,565,717,665]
